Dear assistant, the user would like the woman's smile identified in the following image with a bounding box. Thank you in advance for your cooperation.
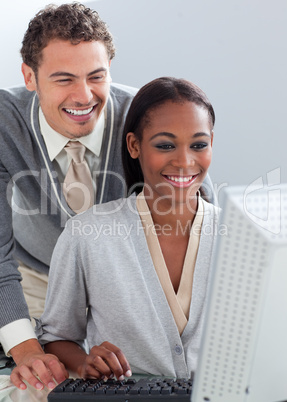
[162,173,199,188]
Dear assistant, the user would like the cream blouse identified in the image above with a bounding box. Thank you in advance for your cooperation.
[136,192,204,335]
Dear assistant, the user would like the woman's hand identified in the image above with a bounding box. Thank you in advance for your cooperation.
[79,341,132,381]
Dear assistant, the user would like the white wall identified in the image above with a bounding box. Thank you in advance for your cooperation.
[1,0,287,193]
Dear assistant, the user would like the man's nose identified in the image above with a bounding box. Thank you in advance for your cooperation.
[70,82,94,105]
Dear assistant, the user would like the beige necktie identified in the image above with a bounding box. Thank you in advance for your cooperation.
[63,141,94,213]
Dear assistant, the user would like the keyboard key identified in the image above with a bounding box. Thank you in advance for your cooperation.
[162,387,172,395]
[177,387,188,394]
[150,386,161,395]
[130,386,140,394]
[117,386,129,394]
[125,379,136,384]
[139,387,150,395]
[106,387,118,395]
[95,386,107,394]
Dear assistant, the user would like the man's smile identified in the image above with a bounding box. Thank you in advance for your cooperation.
[62,105,98,122]
[64,106,94,116]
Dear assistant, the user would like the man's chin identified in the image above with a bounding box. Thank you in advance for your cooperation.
[62,110,103,138]
[65,127,95,139]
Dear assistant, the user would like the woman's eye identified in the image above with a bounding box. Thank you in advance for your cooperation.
[155,144,175,150]
[191,143,208,150]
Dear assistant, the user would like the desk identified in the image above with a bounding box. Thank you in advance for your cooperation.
[0,379,50,402]
[0,374,50,402]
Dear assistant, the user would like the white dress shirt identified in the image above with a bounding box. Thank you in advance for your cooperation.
[39,106,106,195]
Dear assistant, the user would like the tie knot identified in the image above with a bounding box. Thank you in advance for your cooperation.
[64,141,86,163]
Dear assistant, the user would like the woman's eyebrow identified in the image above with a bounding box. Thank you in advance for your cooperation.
[193,132,211,138]
[149,132,176,141]
[149,131,211,141]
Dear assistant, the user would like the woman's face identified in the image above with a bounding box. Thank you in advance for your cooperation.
[127,100,213,210]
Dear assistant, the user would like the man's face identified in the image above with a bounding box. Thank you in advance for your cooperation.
[22,39,111,139]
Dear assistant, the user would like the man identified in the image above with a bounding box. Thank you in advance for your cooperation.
[0,2,137,390]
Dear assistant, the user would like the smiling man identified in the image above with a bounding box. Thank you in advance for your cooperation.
[0,2,137,391]
[22,39,112,139]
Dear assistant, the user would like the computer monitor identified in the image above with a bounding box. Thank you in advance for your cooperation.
[191,184,287,402]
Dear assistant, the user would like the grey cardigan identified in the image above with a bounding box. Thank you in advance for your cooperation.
[0,83,137,327]
[36,195,220,378]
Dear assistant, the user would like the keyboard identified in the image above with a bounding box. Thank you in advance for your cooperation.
[48,377,193,401]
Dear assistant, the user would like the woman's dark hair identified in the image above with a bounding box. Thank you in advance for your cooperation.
[122,76,215,195]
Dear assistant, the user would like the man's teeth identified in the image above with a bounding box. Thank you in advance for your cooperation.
[65,106,93,116]
[167,175,195,183]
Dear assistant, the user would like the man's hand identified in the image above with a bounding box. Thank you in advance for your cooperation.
[9,339,68,390]
[79,341,132,381]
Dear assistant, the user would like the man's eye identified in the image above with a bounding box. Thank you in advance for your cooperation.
[56,79,71,84]
[91,75,105,81]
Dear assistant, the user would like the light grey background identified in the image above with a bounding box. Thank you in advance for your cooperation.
[1,0,286,196]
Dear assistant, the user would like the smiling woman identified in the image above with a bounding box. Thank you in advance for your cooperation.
[123,77,215,199]
[36,76,220,382]
[123,77,215,292]
[126,101,213,214]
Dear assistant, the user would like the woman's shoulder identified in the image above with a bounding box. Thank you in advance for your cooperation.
[202,197,221,216]
[66,194,139,228]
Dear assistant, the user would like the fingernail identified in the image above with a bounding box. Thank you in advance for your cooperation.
[48,382,55,389]
[125,370,132,377]
[19,383,26,390]
[118,375,125,381]
[36,383,44,390]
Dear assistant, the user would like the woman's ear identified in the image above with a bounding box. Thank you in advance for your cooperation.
[126,132,140,159]
[211,130,214,147]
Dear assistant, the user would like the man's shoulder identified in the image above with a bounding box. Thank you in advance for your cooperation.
[108,83,138,117]
[0,85,33,100]
[0,85,36,112]
[110,82,138,98]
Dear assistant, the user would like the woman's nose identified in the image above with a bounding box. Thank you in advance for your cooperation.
[172,149,195,168]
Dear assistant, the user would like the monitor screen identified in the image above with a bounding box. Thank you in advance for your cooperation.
[191,184,287,402]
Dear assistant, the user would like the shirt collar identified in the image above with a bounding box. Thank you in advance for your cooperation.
[39,107,106,161]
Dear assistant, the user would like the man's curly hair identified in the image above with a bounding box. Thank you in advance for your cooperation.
[20,2,116,73]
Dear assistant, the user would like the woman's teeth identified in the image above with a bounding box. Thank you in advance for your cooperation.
[166,175,195,183]
[65,106,93,116]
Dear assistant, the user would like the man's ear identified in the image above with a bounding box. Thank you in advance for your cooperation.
[21,63,37,92]
[126,132,140,159]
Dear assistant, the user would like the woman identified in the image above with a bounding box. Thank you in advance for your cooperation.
[36,77,220,382]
